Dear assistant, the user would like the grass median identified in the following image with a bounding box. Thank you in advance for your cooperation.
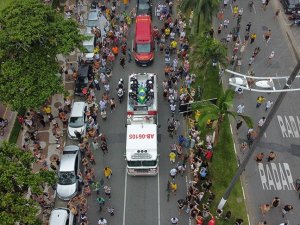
[191,66,248,223]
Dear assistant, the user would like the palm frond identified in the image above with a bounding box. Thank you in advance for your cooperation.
[237,114,254,128]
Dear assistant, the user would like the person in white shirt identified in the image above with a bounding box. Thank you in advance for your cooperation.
[98,217,107,225]
[236,103,245,114]
[258,117,266,128]
[265,100,273,111]
[171,217,179,225]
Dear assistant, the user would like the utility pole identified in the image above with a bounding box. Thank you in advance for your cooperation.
[218,60,300,210]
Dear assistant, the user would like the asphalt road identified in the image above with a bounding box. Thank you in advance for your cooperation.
[60,1,191,225]
[216,0,300,224]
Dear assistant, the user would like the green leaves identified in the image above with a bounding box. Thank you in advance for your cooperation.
[0,142,55,225]
[0,0,85,110]
[190,34,228,71]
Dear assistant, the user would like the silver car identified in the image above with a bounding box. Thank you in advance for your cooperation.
[67,101,87,139]
[56,145,81,200]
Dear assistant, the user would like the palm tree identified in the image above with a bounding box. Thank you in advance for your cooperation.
[193,89,253,142]
[180,0,220,34]
[190,34,228,72]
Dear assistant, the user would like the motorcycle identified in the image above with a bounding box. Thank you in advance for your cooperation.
[117,88,124,103]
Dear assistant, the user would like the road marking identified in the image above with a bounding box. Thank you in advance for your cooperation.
[241,182,246,200]
[230,4,233,13]
[263,132,267,138]
[122,171,128,225]
[158,171,161,225]
[258,162,295,190]
[277,115,300,138]
[131,39,134,52]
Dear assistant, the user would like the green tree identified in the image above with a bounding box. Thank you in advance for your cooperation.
[190,34,228,72]
[0,0,85,110]
[193,89,253,141]
[180,0,219,33]
[0,141,56,225]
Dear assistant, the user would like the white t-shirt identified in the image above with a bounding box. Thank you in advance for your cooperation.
[98,218,107,225]
[171,217,179,224]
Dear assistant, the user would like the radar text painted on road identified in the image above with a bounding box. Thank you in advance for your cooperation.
[258,162,295,190]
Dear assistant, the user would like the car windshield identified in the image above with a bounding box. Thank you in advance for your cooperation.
[127,160,157,167]
[69,116,84,128]
[87,19,98,27]
[84,44,94,53]
[139,3,150,10]
[58,171,76,185]
[136,43,151,53]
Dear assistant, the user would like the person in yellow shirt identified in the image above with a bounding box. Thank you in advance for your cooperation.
[169,151,176,164]
[165,27,171,37]
[233,5,238,17]
[43,105,51,115]
[170,182,177,194]
[104,167,112,179]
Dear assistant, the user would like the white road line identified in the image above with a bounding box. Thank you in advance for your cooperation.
[253,5,256,14]
[230,4,233,13]
[229,123,233,135]
[247,213,251,225]
[158,171,161,225]
[241,183,246,200]
[122,171,128,225]
[264,132,267,138]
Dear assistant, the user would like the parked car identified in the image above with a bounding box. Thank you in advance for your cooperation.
[56,145,81,200]
[74,64,92,96]
[82,35,96,63]
[136,0,152,17]
[49,207,75,225]
[280,0,300,14]
[67,102,87,139]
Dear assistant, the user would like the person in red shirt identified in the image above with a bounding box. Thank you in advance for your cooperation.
[205,150,213,161]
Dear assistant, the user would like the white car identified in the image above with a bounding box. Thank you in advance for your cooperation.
[67,101,87,139]
[49,207,75,225]
[82,35,95,63]
[56,145,81,200]
[86,10,109,38]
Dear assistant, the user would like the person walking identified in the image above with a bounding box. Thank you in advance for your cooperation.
[104,185,111,199]
[98,217,107,225]
[256,96,265,108]
[267,151,276,162]
[237,103,245,114]
[171,217,179,225]
[170,168,177,180]
[107,206,115,216]
[258,117,266,128]
[260,203,271,216]
[110,98,116,112]
[267,51,275,64]
[101,141,109,154]
[264,29,272,43]
[120,56,126,68]
[271,197,280,208]
[169,151,176,164]
[282,204,293,217]
[265,100,273,111]
[248,55,255,68]
[250,33,257,44]
[245,22,252,32]
[236,120,243,131]
[255,152,264,162]
[104,167,113,179]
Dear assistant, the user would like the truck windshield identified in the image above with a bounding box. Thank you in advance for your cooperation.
[127,160,157,167]
[136,43,151,53]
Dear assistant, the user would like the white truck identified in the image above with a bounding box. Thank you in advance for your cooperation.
[127,73,157,116]
[126,115,158,175]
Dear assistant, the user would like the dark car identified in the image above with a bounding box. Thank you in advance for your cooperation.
[137,0,152,17]
[280,0,300,14]
[74,64,92,96]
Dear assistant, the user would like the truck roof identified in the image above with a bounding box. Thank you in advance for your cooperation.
[126,124,157,160]
[135,15,151,43]
[127,73,157,115]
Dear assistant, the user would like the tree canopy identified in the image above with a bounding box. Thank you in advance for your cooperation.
[0,141,56,225]
[190,34,228,71]
[0,0,85,110]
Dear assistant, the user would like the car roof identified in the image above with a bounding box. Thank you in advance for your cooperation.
[64,145,79,154]
[70,102,86,117]
[78,64,92,77]
[88,10,98,20]
[59,152,78,172]
[49,208,70,225]
[83,35,95,46]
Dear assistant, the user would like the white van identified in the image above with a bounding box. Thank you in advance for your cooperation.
[82,35,95,63]
[67,102,87,139]
[49,208,75,225]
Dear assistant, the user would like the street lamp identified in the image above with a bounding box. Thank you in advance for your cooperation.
[217,60,300,210]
